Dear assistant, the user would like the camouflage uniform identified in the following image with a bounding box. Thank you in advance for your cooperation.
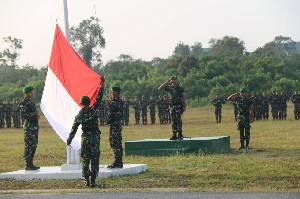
[132,98,141,124]
[278,92,288,120]
[0,100,5,128]
[123,98,130,125]
[107,87,123,168]
[231,100,238,122]
[148,96,156,124]
[67,86,104,179]
[261,92,269,120]
[211,95,224,123]
[164,81,185,140]
[290,91,300,120]
[140,96,148,125]
[268,91,280,120]
[251,92,261,121]
[4,101,12,128]
[98,100,105,126]
[20,87,40,170]
[156,96,165,125]
[12,99,21,128]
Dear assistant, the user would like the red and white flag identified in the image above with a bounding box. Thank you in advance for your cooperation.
[40,24,102,150]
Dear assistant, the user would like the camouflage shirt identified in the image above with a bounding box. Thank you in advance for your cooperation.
[107,98,123,125]
[164,84,185,106]
[19,98,38,126]
[69,86,104,138]
[234,96,253,117]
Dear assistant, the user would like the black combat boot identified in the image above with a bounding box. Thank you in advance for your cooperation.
[170,131,177,140]
[25,158,38,170]
[108,157,123,168]
[90,174,97,188]
[178,131,184,140]
[238,140,245,150]
[245,140,250,150]
[84,176,90,187]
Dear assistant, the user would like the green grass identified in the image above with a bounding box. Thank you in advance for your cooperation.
[0,103,299,192]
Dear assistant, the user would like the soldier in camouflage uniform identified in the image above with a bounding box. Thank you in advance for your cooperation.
[261,92,269,120]
[211,94,224,123]
[0,99,5,128]
[132,97,141,124]
[107,86,124,169]
[156,95,165,125]
[4,100,12,128]
[227,87,254,150]
[67,77,104,188]
[269,90,279,120]
[140,96,148,125]
[12,98,21,128]
[279,91,288,120]
[290,90,300,120]
[148,96,156,124]
[98,100,105,126]
[158,75,186,140]
[19,86,40,170]
[123,97,130,125]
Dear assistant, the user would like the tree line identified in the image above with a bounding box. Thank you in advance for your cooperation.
[1,17,299,106]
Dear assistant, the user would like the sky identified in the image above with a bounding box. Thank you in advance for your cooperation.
[0,0,299,67]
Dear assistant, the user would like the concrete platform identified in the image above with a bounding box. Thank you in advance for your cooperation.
[0,164,148,180]
[125,136,230,156]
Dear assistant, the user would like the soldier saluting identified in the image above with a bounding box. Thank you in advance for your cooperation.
[158,75,186,140]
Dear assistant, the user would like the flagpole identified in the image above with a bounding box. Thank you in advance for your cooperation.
[63,0,80,166]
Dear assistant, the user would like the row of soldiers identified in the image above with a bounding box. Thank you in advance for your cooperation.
[0,99,22,128]
[211,90,300,123]
[98,95,173,126]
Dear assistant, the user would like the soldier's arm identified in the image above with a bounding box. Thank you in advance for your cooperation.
[249,104,254,123]
[227,93,239,101]
[67,117,80,145]
[158,79,171,90]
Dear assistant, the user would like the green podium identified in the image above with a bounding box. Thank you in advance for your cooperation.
[125,136,230,156]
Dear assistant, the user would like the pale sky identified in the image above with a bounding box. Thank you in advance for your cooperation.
[0,0,299,67]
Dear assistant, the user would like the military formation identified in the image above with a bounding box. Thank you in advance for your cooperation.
[212,90,300,123]
[0,99,22,128]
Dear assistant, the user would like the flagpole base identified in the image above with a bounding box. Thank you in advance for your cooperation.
[61,163,82,170]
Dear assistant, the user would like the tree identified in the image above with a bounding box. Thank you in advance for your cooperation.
[0,36,23,68]
[209,36,245,57]
[70,17,105,68]
[173,42,190,57]
[190,41,203,55]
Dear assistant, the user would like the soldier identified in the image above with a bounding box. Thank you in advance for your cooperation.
[211,94,224,123]
[269,90,279,120]
[162,95,170,124]
[261,92,269,120]
[227,87,254,150]
[0,99,5,128]
[132,97,141,124]
[98,100,106,126]
[67,76,104,188]
[123,96,130,125]
[158,75,186,140]
[250,91,261,121]
[290,90,300,120]
[107,86,124,168]
[140,95,148,125]
[157,95,165,125]
[12,98,21,128]
[20,86,40,170]
[279,91,288,120]
[4,100,12,128]
[148,96,156,124]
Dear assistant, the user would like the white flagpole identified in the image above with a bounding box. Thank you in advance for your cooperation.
[63,0,80,166]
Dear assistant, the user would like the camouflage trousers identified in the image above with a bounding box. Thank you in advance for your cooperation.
[134,110,140,122]
[5,113,12,128]
[238,116,251,142]
[81,134,100,177]
[13,114,21,128]
[141,109,147,124]
[109,124,123,159]
[0,115,4,128]
[149,108,155,123]
[23,125,39,160]
[171,106,183,133]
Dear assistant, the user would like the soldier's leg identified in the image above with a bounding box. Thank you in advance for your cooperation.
[90,136,100,187]
[170,109,177,140]
[81,143,91,182]
[238,122,245,149]
[24,128,39,170]
[108,126,123,168]
[245,122,251,149]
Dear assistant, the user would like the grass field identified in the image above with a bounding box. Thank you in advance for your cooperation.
[0,103,299,192]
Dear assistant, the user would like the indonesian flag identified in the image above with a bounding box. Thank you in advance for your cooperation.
[40,24,102,151]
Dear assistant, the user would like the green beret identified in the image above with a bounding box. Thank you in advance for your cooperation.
[23,86,34,94]
[112,86,121,92]
[80,96,90,105]
[171,75,177,80]
[239,87,246,92]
